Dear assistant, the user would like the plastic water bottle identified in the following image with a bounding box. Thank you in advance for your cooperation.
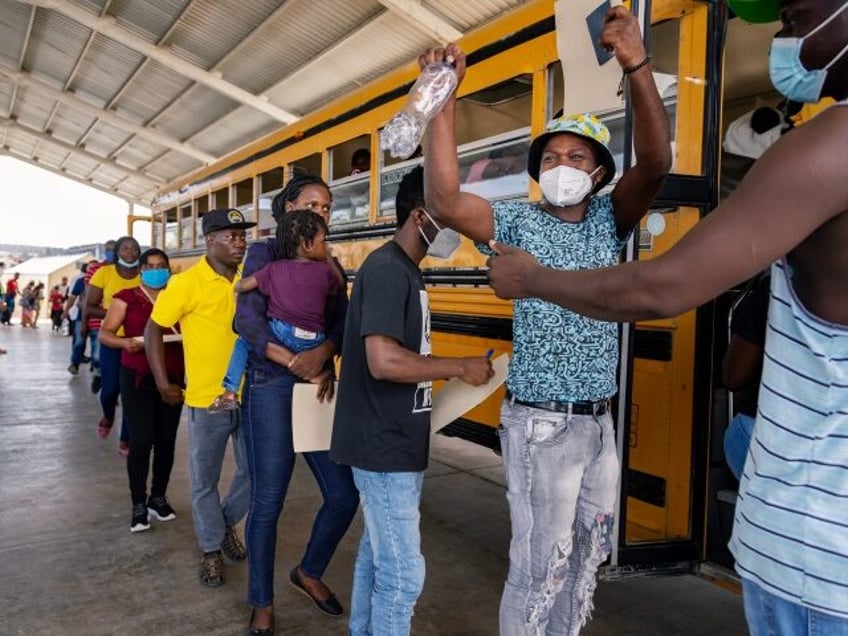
[381,63,458,159]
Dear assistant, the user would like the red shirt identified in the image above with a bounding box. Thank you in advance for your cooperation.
[113,287,184,386]
[49,290,64,312]
[84,261,105,330]
[5,279,18,296]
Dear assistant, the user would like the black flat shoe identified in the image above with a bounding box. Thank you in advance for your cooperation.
[289,566,344,617]
[247,608,274,636]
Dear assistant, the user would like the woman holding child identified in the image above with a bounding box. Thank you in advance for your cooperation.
[233,174,358,635]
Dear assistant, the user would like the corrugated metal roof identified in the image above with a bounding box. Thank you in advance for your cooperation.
[0,0,531,205]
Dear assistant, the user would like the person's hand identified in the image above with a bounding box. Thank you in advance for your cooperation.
[486,241,542,300]
[158,383,184,406]
[600,5,647,69]
[418,43,466,88]
[288,344,330,381]
[80,322,89,339]
[313,370,336,403]
[124,338,144,354]
[458,357,495,387]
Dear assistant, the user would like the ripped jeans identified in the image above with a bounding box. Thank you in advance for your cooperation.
[498,400,619,636]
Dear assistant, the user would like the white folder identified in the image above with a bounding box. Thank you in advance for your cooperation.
[291,354,510,453]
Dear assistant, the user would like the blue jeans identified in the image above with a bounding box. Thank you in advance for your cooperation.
[187,407,251,553]
[349,469,426,636]
[724,413,755,480]
[242,370,358,608]
[99,343,128,443]
[498,401,619,636]
[71,321,99,368]
[743,578,848,635]
[270,319,325,353]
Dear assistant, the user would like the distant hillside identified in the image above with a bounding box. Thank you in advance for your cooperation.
[0,243,65,256]
[0,244,97,270]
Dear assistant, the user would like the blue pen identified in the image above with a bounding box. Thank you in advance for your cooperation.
[486,348,495,359]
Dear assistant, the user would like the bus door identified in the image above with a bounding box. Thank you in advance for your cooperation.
[585,0,720,573]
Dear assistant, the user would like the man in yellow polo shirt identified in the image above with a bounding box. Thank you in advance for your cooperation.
[145,208,256,588]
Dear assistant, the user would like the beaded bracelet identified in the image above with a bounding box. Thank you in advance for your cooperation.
[617,55,652,96]
[624,56,652,75]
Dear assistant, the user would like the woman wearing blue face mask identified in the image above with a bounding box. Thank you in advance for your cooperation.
[100,248,185,533]
[89,236,141,453]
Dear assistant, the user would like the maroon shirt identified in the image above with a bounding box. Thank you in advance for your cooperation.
[113,287,184,386]
[253,259,339,333]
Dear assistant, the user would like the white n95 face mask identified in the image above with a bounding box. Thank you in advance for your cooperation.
[539,165,600,207]
[418,210,462,259]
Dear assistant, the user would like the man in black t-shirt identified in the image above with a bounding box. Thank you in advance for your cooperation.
[330,166,493,635]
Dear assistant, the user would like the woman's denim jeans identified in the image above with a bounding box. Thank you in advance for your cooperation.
[743,578,848,635]
[349,469,425,636]
[498,400,619,636]
[242,369,358,608]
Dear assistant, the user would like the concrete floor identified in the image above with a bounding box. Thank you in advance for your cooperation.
[0,323,749,635]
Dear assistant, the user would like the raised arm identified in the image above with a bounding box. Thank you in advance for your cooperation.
[605,6,672,237]
[487,107,848,321]
[422,44,495,244]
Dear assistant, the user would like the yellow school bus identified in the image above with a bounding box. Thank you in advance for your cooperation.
[142,0,804,578]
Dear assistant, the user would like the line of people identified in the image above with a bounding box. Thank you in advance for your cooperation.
[70,1,848,635]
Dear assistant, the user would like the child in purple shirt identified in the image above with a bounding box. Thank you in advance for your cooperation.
[209,210,342,412]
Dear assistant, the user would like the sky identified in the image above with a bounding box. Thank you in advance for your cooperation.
[0,157,151,249]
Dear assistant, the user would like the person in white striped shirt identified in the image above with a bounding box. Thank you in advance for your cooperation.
[486,0,848,633]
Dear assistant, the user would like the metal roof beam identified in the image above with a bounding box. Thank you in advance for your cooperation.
[6,5,36,118]
[1,118,164,185]
[376,0,462,43]
[0,67,215,163]
[0,148,146,204]
[16,0,299,124]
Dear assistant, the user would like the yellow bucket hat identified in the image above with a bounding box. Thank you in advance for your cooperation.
[527,114,616,193]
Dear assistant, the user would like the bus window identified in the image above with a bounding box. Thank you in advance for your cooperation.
[379,158,422,219]
[330,135,371,179]
[455,75,533,146]
[194,196,209,249]
[151,212,163,248]
[290,154,321,179]
[258,167,284,237]
[458,133,530,201]
[233,178,253,220]
[164,208,178,250]
[179,202,193,249]
[212,187,228,209]
[329,173,370,229]
[256,194,275,237]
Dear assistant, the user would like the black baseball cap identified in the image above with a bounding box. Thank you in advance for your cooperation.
[202,208,257,235]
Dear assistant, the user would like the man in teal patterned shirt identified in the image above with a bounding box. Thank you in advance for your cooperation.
[421,7,671,635]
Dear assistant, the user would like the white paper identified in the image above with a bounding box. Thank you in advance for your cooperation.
[292,382,338,453]
[291,354,510,452]
[429,354,510,433]
[556,0,625,117]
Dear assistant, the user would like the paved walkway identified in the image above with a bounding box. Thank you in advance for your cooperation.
[0,323,748,635]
